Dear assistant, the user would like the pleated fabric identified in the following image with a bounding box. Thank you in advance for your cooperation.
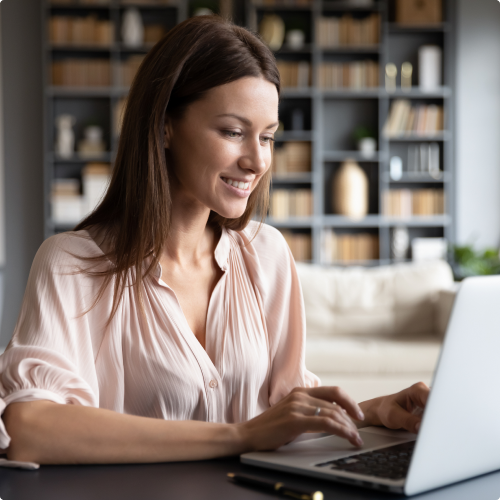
[0,221,320,453]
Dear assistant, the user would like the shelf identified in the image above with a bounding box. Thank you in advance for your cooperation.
[48,152,114,163]
[48,2,111,9]
[321,89,380,98]
[383,172,450,183]
[385,132,451,142]
[323,151,385,162]
[382,215,451,227]
[280,88,314,98]
[49,44,115,52]
[47,86,115,97]
[272,173,313,184]
[274,131,314,141]
[251,2,313,11]
[323,215,381,227]
[265,217,315,228]
[322,1,383,12]
[273,45,313,55]
[320,45,381,54]
[388,23,450,34]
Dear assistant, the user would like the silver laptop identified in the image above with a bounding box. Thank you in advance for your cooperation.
[241,275,500,496]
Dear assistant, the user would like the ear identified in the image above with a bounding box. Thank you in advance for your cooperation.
[164,117,173,149]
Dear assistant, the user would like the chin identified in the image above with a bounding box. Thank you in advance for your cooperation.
[213,203,248,220]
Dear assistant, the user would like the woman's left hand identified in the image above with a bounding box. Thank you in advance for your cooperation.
[357,382,430,434]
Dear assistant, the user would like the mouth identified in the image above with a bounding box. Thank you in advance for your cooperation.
[220,176,253,198]
[221,177,251,190]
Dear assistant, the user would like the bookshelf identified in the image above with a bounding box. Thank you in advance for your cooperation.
[42,0,188,237]
[247,0,455,265]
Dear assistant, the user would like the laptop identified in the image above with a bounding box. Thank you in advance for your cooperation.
[241,275,500,496]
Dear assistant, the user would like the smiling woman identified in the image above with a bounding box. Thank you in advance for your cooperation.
[0,15,428,467]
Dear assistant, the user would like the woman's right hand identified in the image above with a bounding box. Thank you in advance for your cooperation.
[236,386,365,453]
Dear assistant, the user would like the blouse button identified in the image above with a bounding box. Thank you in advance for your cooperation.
[209,379,218,389]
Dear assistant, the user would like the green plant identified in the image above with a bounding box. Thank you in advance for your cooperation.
[352,126,376,142]
[453,244,500,280]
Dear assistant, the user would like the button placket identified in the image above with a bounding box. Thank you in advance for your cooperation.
[209,379,218,389]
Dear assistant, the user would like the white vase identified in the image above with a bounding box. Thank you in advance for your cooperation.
[55,114,76,159]
[122,8,144,48]
[332,159,368,219]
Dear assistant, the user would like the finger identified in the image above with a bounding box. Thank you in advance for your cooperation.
[300,416,364,448]
[301,386,364,422]
[409,382,430,408]
[307,404,359,435]
[386,403,422,434]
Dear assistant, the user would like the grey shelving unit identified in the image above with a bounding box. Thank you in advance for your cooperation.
[247,0,455,265]
[42,0,188,238]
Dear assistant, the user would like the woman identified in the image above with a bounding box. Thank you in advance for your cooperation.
[0,15,428,465]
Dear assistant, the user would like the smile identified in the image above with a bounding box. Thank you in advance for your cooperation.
[221,177,250,190]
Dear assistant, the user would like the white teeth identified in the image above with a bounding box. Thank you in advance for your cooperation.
[223,177,250,189]
[244,182,249,189]
[238,181,245,189]
[226,179,233,186]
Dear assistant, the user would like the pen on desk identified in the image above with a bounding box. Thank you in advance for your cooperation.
[227,472,323,500]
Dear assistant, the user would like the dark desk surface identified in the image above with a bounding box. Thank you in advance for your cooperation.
[1,456,500,500]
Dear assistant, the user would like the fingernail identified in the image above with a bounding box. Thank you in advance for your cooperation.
[357,410,365,420]
[355,436,364,447]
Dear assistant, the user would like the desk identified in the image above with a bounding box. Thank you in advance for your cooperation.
[1,457,500,500]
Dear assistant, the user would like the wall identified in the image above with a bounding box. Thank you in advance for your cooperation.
[0,0,44,347]
[455,0,500,249]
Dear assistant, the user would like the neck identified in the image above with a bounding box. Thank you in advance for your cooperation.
[164,190,217,268]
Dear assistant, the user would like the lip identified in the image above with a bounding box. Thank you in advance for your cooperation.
[220,177,252,198]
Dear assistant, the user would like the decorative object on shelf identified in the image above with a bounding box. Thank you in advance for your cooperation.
[353,126,377,158]
[385,63,397,92]
[121,7,144,48]
[418,45,442,91]
[401,61,413,91]
[55,114,76,158]
[412,237,447,262]
[82,162,111,216]
[391,226,410,261]
[259,15,285,51]
[193,8,213,16]
[51,178,82,224]
[396,0,442,26]
[291,108,304,131]
[77,125,106,158]
[346,0,374,5]
[286,29,305,50]
[332,159,368,219]
[390,156,403,181]
[383,100,443,137]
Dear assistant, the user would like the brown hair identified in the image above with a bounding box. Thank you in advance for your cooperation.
[73,15,280,322]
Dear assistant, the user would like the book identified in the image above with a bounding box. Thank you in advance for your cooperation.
[269,189,312,219]
[321,228,379,263]
[272,142,311,175]
[280,230,312,262]
[276,61,310,88]
[316,13,380,48]
[383,189,445,216]
[319,61,379,89]
[384,100,444,137]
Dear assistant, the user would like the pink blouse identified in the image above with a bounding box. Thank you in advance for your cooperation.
[0,221,319,453]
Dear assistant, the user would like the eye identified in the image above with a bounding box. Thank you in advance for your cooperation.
[224,130,241,138]
[261,136,275,145]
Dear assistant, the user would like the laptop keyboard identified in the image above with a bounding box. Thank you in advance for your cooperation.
[315,440,415,481]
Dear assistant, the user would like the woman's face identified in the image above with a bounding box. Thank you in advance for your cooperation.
[164,76,279,219]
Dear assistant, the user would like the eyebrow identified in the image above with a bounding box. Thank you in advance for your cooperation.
[216,113,279,129]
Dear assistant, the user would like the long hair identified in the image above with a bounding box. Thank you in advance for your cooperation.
[73,15,281,323]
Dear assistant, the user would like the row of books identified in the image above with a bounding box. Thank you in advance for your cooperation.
[280,231,312,262]
[321,229,379,263]
[318,61,379,89]
[269,189,313,219]
[49,16,166,46]
[52,59,111,86]
[51,163,111,224]
[276,61,310,88]
[254,0,312,5]
[273,142,311,175]
[382,189,445,217]
[383,100,444,137]
[51,0,174,4]
[316,14,380,48]
[49,16,113,46]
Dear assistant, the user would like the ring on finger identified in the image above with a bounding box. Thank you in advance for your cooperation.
[314,407,321,417]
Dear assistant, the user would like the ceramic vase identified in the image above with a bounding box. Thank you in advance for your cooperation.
[122,8,144,48]
[332,159,368,219]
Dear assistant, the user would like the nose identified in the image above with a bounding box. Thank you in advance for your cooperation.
[238,136,268,175]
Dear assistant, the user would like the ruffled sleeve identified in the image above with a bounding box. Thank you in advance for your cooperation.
[243,223,321,406]
[0,233,102,450]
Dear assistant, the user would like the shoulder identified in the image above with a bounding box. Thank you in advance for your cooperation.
[31,230,103,275]
[240,221,291,263]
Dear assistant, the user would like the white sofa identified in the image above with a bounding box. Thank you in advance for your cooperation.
[296,260,458,403]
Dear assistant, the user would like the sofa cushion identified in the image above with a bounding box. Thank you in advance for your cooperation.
[305,335,442,375]
[296,260,455,337]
